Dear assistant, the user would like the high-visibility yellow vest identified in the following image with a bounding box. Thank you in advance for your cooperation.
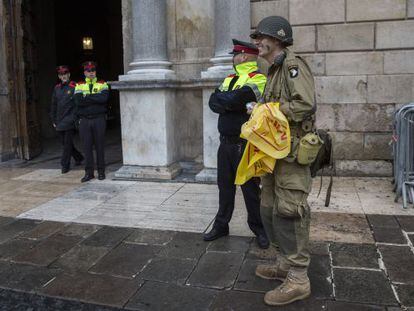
[219,61,266,99]
[74,77,109,96]
[235,102,291,185]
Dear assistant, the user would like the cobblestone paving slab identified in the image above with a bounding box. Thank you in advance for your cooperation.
[395,284,414,307]
[139,257,197,285]
[125,281,217,311]
[39,272,143,307]
[325,301,386,310]
[372,227,406,244]
[0,238,40,260]
[60,223,101,239]
[12,233,83,266]
[333,268,397,305]
[81,226,133,248]
[211,290,327,311]
[207,236,252,253]
[0,289,123,311]
[0,217,13,227]
[125,228,176,245]
[19,221,65,240]
[89,243,161,278]
[0,219,41,243]
[158,232,208,259]
[187,251,244,289]
[378,245,414,283]
[0,262,61,291]
[330,243,379,268]
[409,234,414,245]
[308,255,333,299]
[367,215,400,228]
[234,259,279,293]
[50,244,111,272]
[396,215,414,232]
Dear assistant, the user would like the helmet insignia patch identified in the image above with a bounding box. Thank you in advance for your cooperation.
[277,29,286,37]
[288,66,299,78]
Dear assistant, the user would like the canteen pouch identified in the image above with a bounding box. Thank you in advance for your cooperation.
[297,132,323,165]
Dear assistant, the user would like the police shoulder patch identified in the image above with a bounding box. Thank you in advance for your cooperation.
[288,65,299,78]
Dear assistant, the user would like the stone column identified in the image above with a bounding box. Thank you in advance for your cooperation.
[196,0,251,182]
[113,0,180,180]
[122,0,175,80]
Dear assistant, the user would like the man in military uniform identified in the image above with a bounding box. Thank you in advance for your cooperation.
[50,65,83,174]
[251,16,316,305]
[203,39,269,249]
[74,61,109,182]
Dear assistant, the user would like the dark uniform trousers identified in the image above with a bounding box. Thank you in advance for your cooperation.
[215,136,265,236]
[59,130,83,169]
[79,116,106,174]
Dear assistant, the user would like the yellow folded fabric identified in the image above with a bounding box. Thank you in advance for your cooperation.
[235,102,291,185]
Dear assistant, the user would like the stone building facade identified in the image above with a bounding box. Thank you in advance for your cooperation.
[1,0,414,178]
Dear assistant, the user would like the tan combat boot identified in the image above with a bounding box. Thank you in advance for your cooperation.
[255,259,290,281]
[264,267,311,306]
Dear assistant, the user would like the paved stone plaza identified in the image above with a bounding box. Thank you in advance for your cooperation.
[0,153,414,310]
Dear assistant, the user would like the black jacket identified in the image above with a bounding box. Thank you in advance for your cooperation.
[209,86,256,136]
[50,81,77,131]
[74,81,110,118]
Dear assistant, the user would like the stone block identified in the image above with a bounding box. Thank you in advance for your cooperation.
[347,0,406,22]
[384,51,414,74]
[292,26,316,52]
[333,268,397,305]
[330,243,379,268]
[300,53,325,76]
[315,104,335,130]
[372,227,406,244]
[251,0,288,28]
[378,245,414,283]
[333,103,394,132]
[335,160,392,176]
[331,132,364,160]
[289,0,345,25]
[315,76,367,104]
[409,0,414,18]
[376,20,414,49]
[363,133,392,160]
[368,75,414,104]
[317,23,375,51]
[326,52,383,75]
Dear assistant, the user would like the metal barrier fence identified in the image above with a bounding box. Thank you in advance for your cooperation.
[393,103,414,209]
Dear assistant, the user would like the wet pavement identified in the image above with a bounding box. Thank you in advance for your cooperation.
[0,136,414,310]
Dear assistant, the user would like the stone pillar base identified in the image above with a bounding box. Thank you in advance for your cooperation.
[195,168,217,183]
[114,163,182,180]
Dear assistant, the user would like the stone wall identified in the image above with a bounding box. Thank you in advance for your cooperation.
[251,0,414,175]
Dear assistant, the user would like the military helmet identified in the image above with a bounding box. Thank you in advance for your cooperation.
[250,16,293,46]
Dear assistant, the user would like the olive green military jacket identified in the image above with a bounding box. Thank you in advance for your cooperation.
[263,48,315,124]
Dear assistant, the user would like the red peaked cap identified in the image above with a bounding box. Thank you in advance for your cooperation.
[229,39,259,55]
[56,65,70,74]
[82,61,97,70]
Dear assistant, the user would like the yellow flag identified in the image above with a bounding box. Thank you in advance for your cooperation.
[235,102,290,185]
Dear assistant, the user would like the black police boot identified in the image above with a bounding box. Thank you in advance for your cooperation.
[61,167,70,174]
[203,227,229,241]
[256,233,270,249]
[98,172,106,180]
[81,173,95,183]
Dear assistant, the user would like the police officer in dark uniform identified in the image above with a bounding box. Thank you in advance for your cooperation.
[74,61,109,182]
[203,39,269,249]
[50,65,83,173]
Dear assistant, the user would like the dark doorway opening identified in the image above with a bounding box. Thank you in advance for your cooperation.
[25,0,123,164]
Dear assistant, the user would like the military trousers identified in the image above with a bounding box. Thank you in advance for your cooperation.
[260,159,312,267]
[79,116,106,175]
[215,139,266,237]
[58,129,83,169]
